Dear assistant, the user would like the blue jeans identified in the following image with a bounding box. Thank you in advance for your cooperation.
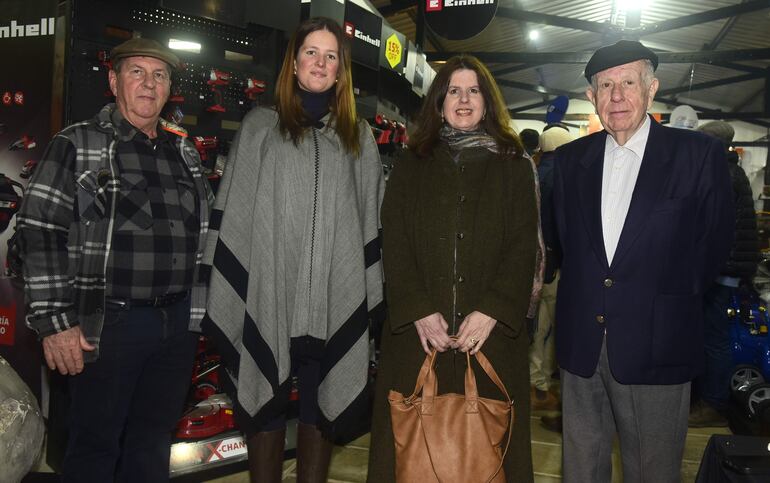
[61,297,198,483]
[695,283,734,411]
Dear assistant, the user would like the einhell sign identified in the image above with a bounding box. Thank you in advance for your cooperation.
[424,0,498,41]
[344,1,382,70]
[0,17,55,40]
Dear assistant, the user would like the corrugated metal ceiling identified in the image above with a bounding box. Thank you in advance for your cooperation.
[371,0,770,123]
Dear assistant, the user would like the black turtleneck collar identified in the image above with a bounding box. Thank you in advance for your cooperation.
[299,87,334,125]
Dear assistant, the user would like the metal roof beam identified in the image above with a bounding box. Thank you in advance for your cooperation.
[655,98,770,127]
[765,67,770,115]
[507,99,553,114]
[490,63,764,80]
[733,84,766,112]
[657,73,765,97]
[495,2,770,37]
[491,63,542,77]
[510,111,770,127]
[426,48,770,64]
[636,0,770,36]
[496,78,578,97]
[495,7,610,34]
[710,62,767,75]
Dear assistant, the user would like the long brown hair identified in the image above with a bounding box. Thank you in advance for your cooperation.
[408,55,523,158]
[274,17,360,156]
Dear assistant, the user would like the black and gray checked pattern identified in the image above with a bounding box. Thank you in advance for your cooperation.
[106,115,199,299]
[18,104,212,359]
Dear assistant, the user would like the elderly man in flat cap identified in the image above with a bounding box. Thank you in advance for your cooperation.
[17,38,212,482]
[551,40,734,482]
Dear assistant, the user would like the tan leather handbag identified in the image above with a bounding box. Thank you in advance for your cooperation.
[388,349,514,483]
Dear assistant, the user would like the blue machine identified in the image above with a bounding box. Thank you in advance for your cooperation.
[728,287,770,419]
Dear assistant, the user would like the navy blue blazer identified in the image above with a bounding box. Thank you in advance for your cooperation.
[552,117,734,385]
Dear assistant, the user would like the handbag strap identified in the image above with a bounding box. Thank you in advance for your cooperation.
[408,348,516,481]
[408,349,438,412]
[463,350,514,483]
[471,350,512,404]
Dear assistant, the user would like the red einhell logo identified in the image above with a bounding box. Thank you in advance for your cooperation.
[427,0,494,10]
[0,18,55,40]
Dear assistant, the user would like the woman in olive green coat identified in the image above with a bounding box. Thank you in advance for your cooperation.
[367,55,540,483]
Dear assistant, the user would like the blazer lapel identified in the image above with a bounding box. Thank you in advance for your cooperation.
[610,118,670,269]
[577,132,610,270]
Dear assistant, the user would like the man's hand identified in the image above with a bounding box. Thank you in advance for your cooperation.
[455,311,497,354]
[414,313,453,355]
[42,326,96,375]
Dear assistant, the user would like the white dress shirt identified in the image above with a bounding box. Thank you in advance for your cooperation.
[601,116,651,265]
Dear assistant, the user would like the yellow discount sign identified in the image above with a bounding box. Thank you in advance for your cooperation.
[385,33,402,69]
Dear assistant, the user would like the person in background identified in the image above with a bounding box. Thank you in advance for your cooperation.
[202,17,384,483]
[530,124,574,416]
[689,120,760,427]
[17,38,212,482]
[553,40,734,482]
[367,54,540,483]
[519,127,541,164]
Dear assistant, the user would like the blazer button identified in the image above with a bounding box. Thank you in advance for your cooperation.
[603,278,613,288]
[458,275,465,283]
[459,194,466,202]
[596,315,605,324]
[456,311,465,319]
[457,232,464,239]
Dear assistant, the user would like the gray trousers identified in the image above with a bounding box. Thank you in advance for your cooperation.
[561,340,690,483]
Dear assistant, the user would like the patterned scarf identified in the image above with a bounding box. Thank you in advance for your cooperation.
[439,124,546,318]
[439,124,499,152]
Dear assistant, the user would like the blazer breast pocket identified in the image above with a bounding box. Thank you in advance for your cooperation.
[115,173,153,231]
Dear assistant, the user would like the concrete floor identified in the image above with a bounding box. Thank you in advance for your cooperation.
[204,411,731,483]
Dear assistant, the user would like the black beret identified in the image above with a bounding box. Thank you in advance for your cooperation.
[584,40,658,82]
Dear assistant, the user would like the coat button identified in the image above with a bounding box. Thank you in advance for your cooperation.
[456,311,465,319]
[596,315,605,324]
[458,275,465,283]
[457,232,464,239]
[460,165,466,173]
[459,194,466,202]
[603,278,613,288]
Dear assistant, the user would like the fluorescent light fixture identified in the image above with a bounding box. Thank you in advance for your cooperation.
[168,39,201,53]
[616,0,650,11]
[528,30,540,41]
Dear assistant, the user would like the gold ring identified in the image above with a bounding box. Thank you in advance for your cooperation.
[470,337,477,345]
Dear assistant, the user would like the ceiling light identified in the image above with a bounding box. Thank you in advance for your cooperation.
[168,39,201,53]
[528,30,540,41]
[616,0,650,11]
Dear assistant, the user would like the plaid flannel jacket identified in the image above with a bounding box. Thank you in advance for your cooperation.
[17,104,213,361]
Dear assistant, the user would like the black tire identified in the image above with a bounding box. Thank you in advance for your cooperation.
[746,383,770,416]
[731,365,765,393]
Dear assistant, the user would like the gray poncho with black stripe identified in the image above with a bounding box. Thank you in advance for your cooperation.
[202,107,385,440]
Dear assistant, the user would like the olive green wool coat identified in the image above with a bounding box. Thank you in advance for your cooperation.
[367,143,539,483]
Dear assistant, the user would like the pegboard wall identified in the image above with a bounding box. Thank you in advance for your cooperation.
[64,0,282,173]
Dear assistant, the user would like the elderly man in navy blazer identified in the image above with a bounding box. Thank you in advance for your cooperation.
[552,40,734,483]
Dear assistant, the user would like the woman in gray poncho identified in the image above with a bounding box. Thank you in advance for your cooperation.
[202,17,384,483]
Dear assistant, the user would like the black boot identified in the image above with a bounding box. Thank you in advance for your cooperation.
[246,428,286,483]
[296,422,333,483]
